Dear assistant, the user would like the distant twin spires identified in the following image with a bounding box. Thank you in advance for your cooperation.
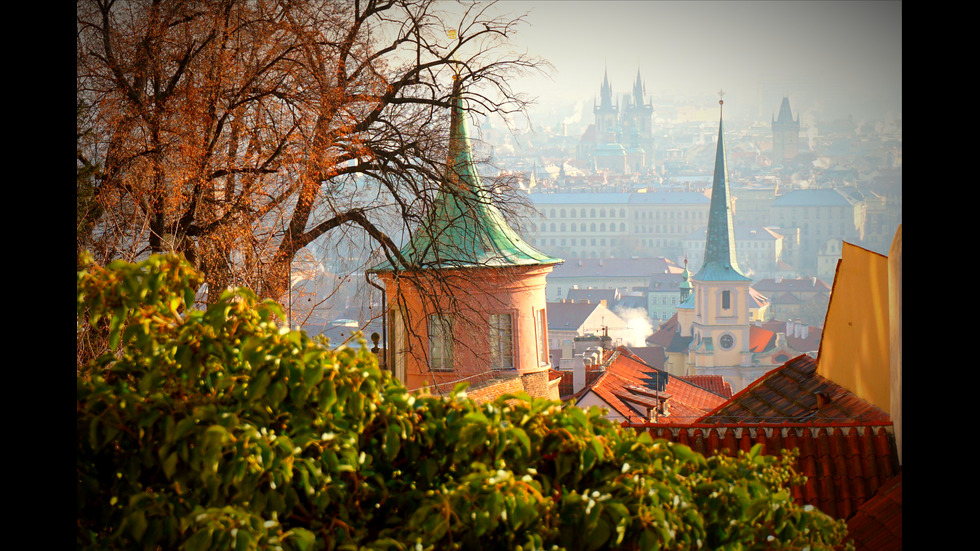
[596,66,650,108]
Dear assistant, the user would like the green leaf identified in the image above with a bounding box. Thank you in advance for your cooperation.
[510,427,531,455]
[162,451,179,480]
[385,423,402,460]
[285,527,317,551]
[184,527,213,551]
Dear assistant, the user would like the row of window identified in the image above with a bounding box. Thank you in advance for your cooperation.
[427,310,547,371]
[541,207,627,219]
[535,222,627,233]
[533,222,705,235]
[531,237,618,247]
[538,208,707,220]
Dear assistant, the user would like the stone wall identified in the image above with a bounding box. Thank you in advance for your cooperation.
[465,374,526,405]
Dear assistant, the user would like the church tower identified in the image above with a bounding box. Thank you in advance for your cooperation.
[593,67,619,144]
[370,78,562,398]
[689,94,753,383]
[771,96,800,163]
[622,68,654,171]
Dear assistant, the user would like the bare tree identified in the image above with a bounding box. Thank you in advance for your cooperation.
[77,0,545,307]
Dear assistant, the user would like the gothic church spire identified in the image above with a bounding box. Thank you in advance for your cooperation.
[693,92,749,282]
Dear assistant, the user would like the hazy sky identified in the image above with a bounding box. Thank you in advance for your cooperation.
[473,0,902,124]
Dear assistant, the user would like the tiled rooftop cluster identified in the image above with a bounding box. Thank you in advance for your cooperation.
[624,354,900,534]
[638,423,898,521]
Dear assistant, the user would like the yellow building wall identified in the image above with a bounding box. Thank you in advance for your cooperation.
[888,225,902,464]
[816,241,891,411]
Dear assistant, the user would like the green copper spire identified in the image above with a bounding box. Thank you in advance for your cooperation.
[693,94,750,282]
[370,79,561,272]
[679,258,693,302]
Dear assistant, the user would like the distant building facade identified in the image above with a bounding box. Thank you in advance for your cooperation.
[542,257,682,302]
[769,188,866,274]
[526,191,710,260]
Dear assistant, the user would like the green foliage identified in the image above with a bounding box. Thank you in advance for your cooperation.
[77,254,851,550]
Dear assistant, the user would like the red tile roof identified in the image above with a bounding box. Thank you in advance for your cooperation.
[749,325,778,353]
[646,313,693,353]
[637,423,899,521]
[844,473,902,550]
[622,346,666,370]
[698,355,888,425]
[582,348,727,424]
[626,354,900,522]
[676,375,733,399]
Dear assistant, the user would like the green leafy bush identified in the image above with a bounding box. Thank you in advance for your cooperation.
[77,254,851,550]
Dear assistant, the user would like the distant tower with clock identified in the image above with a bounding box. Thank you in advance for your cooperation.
[688,92,755,388]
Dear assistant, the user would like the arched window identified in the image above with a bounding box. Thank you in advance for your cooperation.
[590,208,596,218]
[570,222,576,232]
[599,208,606,217]
[550,223,556,232]
[560,209,566,218]
[560,223,566,231]
[590,223,596,232]
[599,223,606,232]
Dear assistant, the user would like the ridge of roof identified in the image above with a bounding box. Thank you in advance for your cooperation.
[695,354,890,425]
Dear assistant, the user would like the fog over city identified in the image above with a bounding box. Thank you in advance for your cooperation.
[476,0,902,129]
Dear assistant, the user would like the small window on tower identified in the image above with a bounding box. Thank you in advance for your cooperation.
[428,314,453,371]
[489,313,514,370]
[722,290,731,310]
[536,309,548,366]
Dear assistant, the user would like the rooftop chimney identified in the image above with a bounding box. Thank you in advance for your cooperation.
[572,356,586,394]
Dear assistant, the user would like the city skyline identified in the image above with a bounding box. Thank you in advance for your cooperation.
[472,1,902,127]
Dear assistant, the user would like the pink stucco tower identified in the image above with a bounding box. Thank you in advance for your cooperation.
[370,80,563,398]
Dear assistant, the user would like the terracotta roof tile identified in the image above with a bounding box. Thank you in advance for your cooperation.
[749,325,778,353]
[639,424,898,521]
[628,354,899,523]
[583,349,726,424]
[696,355,889,425]
[845,473,902,551]
[676,375,733,399]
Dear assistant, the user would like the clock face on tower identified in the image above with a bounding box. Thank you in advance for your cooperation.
[719,334,735,350]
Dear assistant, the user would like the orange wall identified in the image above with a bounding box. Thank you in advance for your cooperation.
[817,241,891,411]
[379,264,553,394]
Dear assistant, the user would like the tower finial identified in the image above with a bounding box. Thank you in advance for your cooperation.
[718,89,725,107]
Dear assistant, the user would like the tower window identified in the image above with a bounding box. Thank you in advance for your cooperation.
[722,290,731,310]
[489,313,514,369]
[536,309,548,365]
[428,314,453,371]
